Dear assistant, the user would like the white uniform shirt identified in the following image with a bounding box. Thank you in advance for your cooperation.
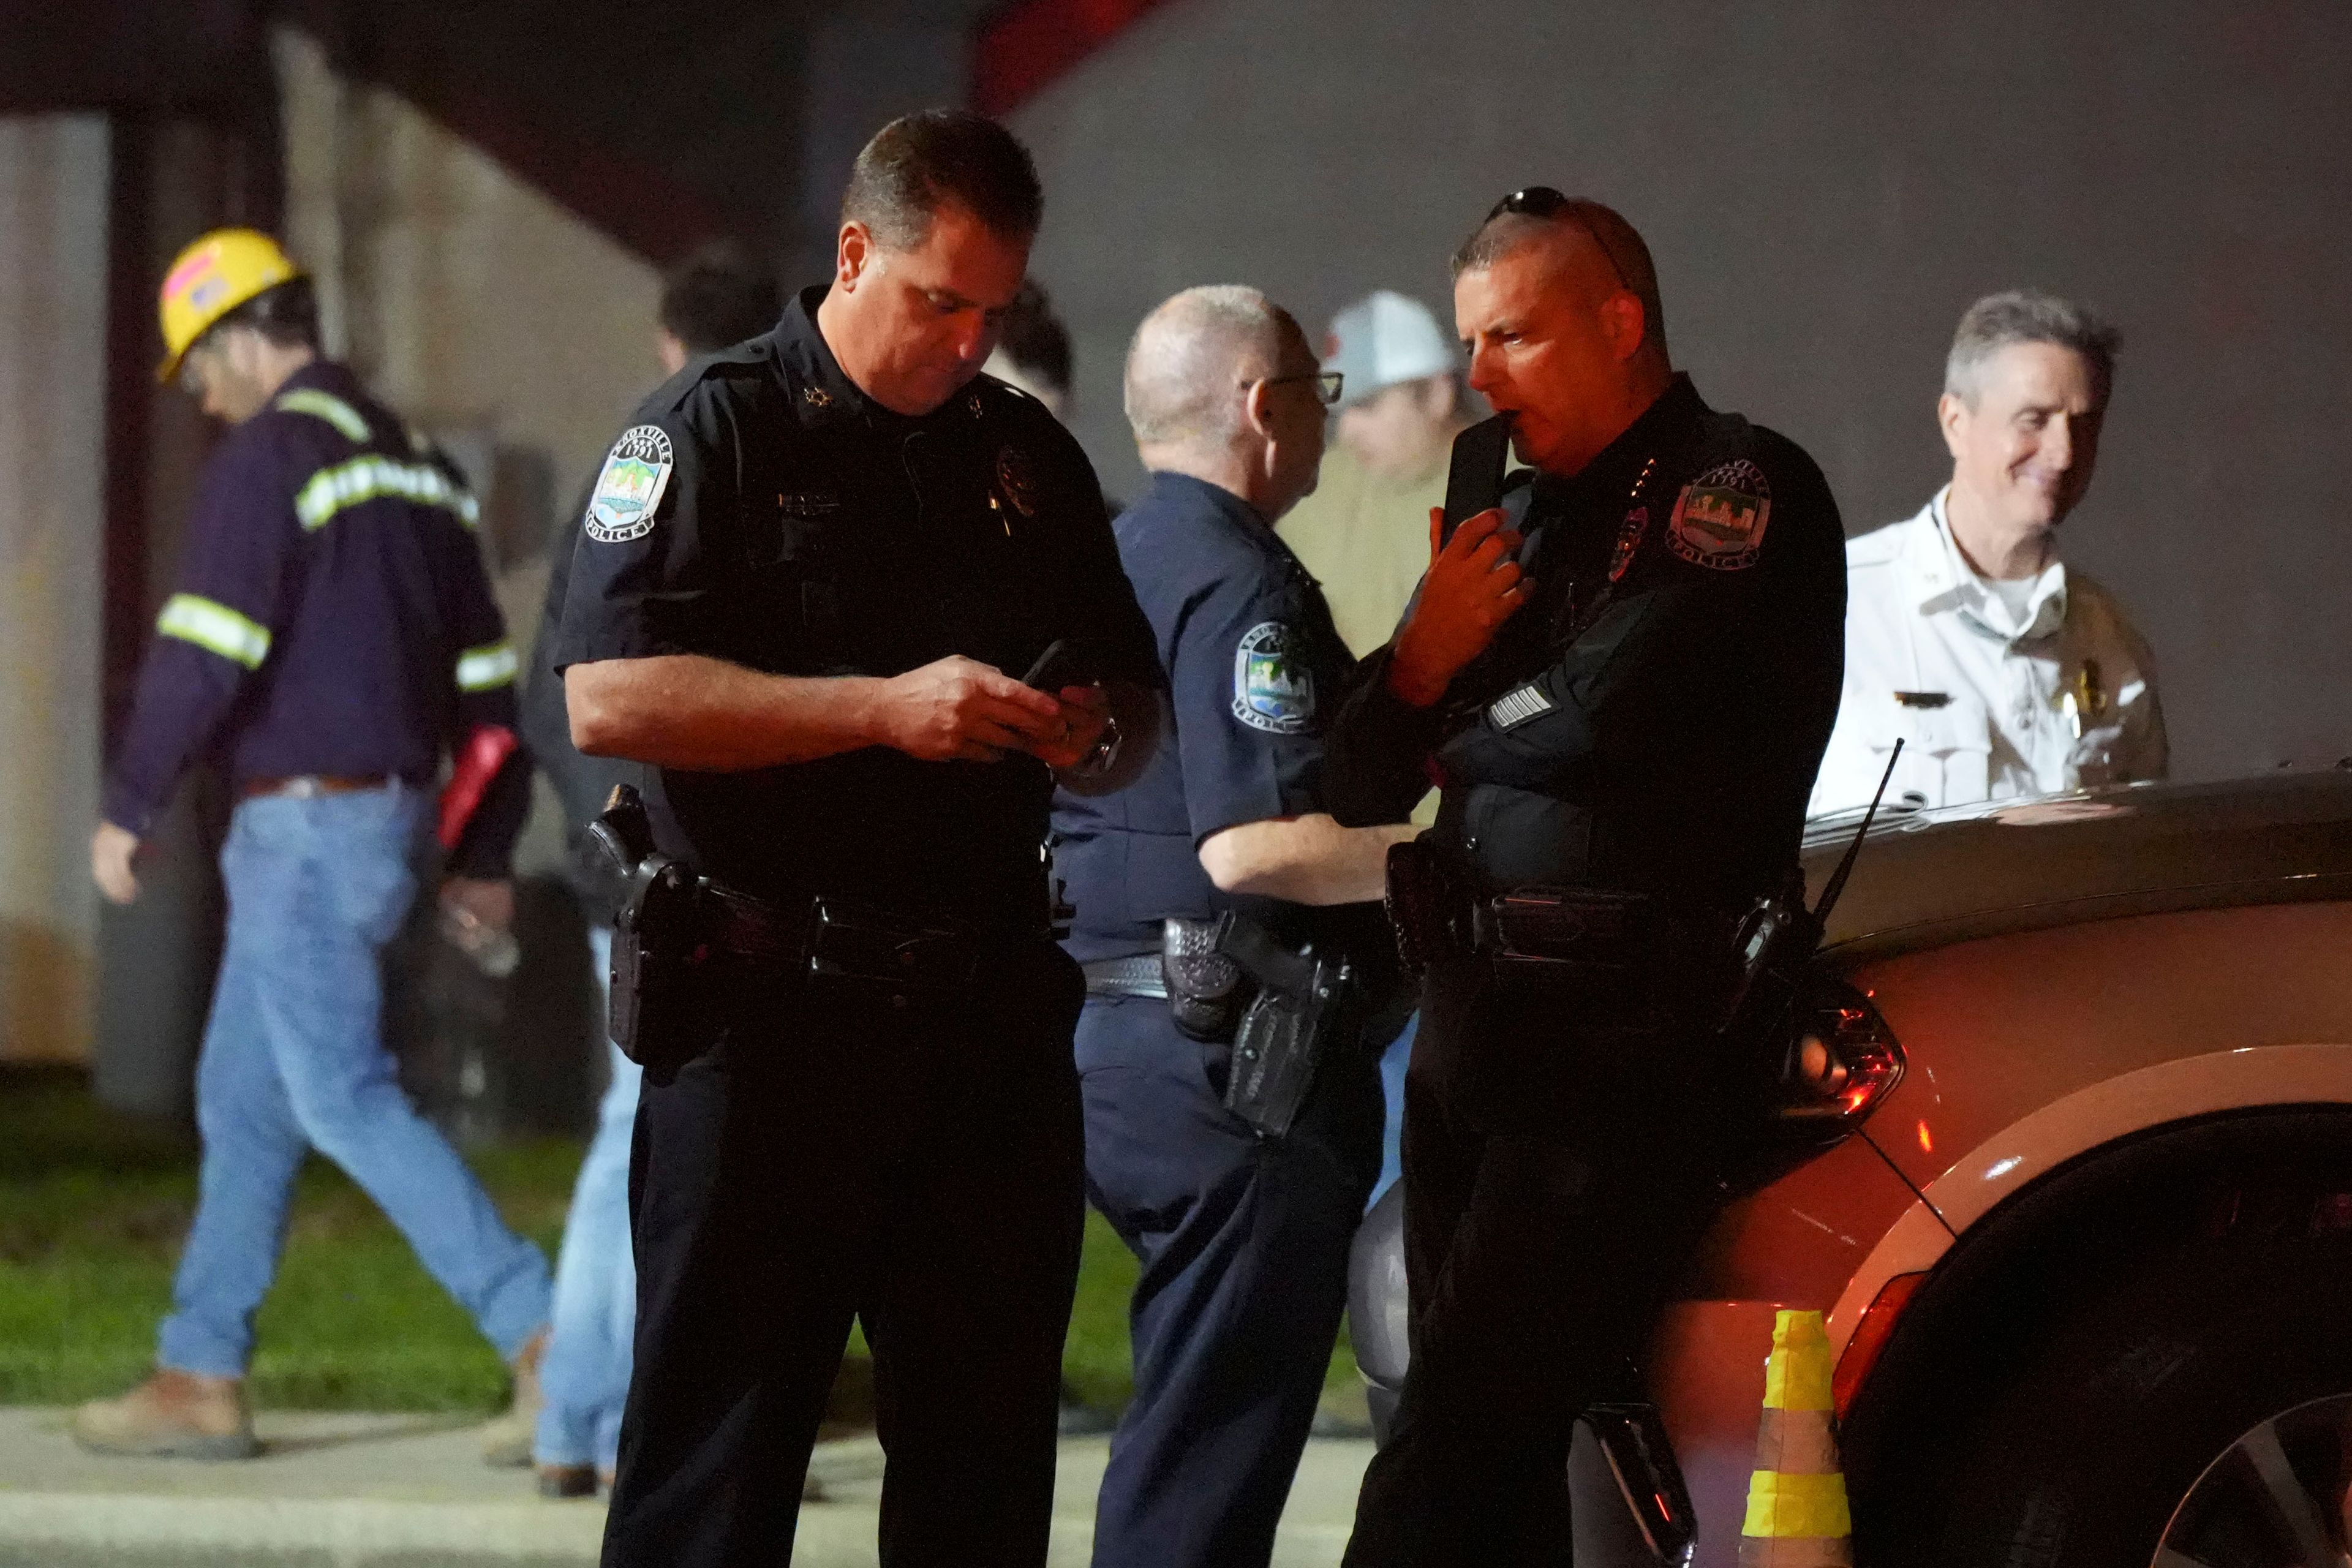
[1809,490,2166,816]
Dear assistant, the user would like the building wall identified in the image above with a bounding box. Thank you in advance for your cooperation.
[276,26,663,568]
[0,116,109,1062]
[275,26,665,877]
[1009,0,2352,783]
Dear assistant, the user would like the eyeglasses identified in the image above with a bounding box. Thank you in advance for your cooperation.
[1256,371,1344,407]
[1485,186,1634,297]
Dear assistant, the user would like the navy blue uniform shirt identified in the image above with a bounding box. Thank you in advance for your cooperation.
[104,360,527,876]
[1052,471,1387,965]
[551,285,1160,930]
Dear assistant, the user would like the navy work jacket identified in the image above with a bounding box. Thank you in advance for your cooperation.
[102,361,526,876]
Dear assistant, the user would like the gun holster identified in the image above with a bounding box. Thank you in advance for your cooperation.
[1215,914,1355,1141]
[587,786,720,1080]
[1384,837,1468,979]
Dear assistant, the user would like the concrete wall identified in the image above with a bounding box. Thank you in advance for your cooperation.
[275,27,665,876]
[1010,0,2352,783]
[0,117,109,1062]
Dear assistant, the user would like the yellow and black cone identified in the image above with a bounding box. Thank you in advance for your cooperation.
[1737,1309,1853,1566]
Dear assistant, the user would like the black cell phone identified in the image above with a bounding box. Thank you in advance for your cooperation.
[1439,414,1514,550]
[1022,638,1091,692]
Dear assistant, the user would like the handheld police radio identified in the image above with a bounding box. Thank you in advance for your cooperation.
[1716,741,1905,1042]
[1438,413,1514,551]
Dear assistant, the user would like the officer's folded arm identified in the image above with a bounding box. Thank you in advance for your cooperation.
[1196,814,1420,907]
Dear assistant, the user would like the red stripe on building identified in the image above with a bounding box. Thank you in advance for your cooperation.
[974,0,1178,115]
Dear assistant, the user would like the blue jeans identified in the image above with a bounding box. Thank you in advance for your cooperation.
[1369,1012,1418,1212]
[157,783,551,1377]
[535,925,640,1471]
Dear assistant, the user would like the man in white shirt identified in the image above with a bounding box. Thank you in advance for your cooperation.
[1810,289,2166,816]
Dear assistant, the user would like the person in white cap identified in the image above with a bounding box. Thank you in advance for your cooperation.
[1809,289,2166,817]
[1276,290,1472,659]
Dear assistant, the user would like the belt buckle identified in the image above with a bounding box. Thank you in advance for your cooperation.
[807,898,974,990]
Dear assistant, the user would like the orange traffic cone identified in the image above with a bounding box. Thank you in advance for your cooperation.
[1737,1310,1853,1566]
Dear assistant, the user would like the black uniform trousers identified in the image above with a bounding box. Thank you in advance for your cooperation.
[1079,992,1385,1568]
[601,941,1087,1568]
[1343,948,1738,1568]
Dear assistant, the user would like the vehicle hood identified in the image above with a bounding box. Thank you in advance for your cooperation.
[1802,768,2352,962]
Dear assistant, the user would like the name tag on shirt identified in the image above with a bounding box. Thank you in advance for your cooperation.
[1490,684,1555,730]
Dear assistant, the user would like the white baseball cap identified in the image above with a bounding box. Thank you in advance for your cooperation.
[1321,291,1459,410]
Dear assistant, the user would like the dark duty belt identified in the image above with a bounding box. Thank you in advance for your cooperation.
[1081,954,1167,1000]
[698,884,987,992]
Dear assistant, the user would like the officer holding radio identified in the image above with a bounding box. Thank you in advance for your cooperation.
[1051,286,1420,1568]
[554,111,1160,1568]
[1322,195,1847,1566]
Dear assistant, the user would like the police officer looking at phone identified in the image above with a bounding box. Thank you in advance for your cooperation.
[1050,287,1420,1568]
[553,111,1161,1568]
[1321,194,1847,1566]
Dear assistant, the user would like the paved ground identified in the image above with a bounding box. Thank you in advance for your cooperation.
[0,1408,1373,1567]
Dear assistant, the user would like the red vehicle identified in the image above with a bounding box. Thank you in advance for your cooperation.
[1349,767,2352,1565]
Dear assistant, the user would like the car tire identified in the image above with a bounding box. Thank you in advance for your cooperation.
[1856,1224,2352,1566]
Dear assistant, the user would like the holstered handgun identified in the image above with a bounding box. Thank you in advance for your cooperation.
[1216,914,1355,1140]
[586,785,718,1080]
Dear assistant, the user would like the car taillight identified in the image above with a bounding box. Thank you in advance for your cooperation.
[1774,979,1905,1133]
[1833,1269,1927,1420]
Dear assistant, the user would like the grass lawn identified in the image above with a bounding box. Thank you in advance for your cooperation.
[0,1067,1356,1413]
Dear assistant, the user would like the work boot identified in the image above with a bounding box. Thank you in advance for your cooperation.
[71,1368,258,1460]
[536,1461,598,1499]
[478,1325,550,1468]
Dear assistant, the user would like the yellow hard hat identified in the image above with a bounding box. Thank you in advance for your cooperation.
[157,228,305,383]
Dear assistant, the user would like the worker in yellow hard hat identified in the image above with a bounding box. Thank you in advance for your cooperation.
[73,228,552,1463]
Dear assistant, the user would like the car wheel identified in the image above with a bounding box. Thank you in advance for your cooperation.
[1859,1227,2352,1566]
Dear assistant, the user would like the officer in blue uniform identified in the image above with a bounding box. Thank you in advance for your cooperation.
[1052,287,1422,1568]
[555,114,1161,1568]
[75,230,547,1461]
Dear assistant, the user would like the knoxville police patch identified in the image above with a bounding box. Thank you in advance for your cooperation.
[1232,621,1314,734]
[585,426,674,543]
[1667,459,1771,570]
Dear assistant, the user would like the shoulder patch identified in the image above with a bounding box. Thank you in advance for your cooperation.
[585,426,674,544]
[1232,621,1314,734]
[1667,458,1771,570]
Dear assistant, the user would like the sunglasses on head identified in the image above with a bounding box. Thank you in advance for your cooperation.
[1485,186,1634,296]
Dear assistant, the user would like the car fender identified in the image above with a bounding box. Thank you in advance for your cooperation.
[1833,1041,2352,1351]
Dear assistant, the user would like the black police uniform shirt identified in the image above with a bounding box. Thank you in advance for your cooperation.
[1324,374,1846,909]
[102,360,529,877]
[550,285,1159,931]
[1052,471,1386,967]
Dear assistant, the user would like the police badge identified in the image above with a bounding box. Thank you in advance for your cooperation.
[1609,506,1650,583]
[995,447,1041,519]
[585,426,674,544]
